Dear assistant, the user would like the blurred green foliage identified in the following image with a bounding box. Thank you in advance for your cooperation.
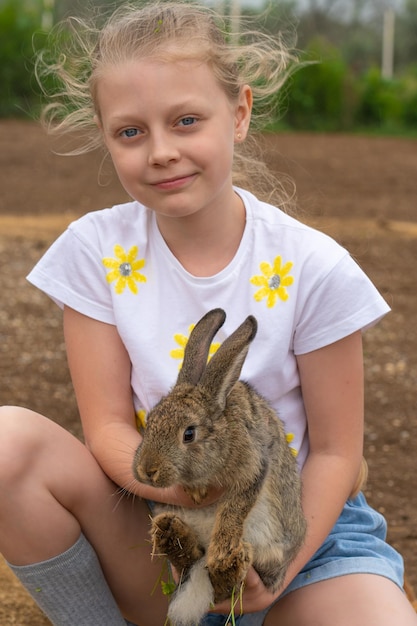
[283,37,358,131]
[0,0,416,133]
[0,0,44,116]
[279,39,417,133]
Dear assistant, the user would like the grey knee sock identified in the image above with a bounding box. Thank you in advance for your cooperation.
[7,533,129,626]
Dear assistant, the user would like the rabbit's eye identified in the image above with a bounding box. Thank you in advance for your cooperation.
[183,426,196,444]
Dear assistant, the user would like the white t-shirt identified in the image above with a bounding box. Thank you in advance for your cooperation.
[27,188,389,468]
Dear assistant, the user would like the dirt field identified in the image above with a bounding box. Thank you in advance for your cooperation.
[0,120,416,624]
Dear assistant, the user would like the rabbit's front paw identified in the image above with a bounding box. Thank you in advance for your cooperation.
[151,512,204,572]
[207,540,253,602]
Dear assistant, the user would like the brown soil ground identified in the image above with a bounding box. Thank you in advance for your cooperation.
[0,120,416,624]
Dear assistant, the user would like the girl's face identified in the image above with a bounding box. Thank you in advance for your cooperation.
[96,56,252,221]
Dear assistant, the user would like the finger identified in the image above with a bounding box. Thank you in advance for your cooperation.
[170,565,180,583]
[244,566,263,588]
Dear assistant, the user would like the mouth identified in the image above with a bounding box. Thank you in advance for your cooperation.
[151,173,196,190]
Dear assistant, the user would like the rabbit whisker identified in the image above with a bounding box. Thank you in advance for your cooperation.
[111,484,135,512]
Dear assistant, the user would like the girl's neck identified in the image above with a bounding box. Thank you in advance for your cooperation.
[155,191,246,277]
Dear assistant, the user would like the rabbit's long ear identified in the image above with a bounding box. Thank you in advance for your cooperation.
[176,308,226,386]
[199,315,257,409]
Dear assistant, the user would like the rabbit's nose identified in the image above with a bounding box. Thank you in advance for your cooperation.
[146,466,159,482]
[134,462,159,484]
[142,463,160,484]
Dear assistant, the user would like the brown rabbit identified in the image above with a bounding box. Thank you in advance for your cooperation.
[133,308,306,626]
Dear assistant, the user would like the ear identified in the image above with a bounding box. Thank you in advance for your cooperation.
[199,315,257,409]
[176,309,226,386]
[234,84,252,143]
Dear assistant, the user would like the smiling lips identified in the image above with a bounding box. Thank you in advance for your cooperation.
[151,173,196,190]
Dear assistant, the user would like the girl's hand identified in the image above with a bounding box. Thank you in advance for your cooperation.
[170,566,278,615]
[171,483,225,508]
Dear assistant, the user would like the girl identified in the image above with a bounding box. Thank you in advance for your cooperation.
[1,2,415,625]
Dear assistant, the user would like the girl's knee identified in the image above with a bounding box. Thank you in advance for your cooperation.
[0,406,50,483]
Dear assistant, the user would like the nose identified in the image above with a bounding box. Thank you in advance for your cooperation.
[134,460,160,485]
[144,465,160,483]
[147,130,180,167]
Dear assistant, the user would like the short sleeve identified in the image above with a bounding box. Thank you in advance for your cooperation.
[293,253,390,355]
[27,225,116,324]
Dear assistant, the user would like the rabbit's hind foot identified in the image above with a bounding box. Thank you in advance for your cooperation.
[207,539,253,602]
[151,512,204,572]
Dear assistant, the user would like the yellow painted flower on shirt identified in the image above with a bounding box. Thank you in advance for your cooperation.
[102,244,146,294]
[171,323,221,369]
[286,432,298,457]
[250,255,294,308]
[136,409,147,432]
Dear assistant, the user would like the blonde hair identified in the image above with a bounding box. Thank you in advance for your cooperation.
[37,0,299,209]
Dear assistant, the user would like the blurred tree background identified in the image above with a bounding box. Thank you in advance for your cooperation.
[0,0,416,132]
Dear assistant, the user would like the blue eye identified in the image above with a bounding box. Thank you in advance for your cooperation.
[121,128,139,138]
[179,117,197,127]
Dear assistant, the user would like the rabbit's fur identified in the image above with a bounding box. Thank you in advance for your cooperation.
[133,308,306,625]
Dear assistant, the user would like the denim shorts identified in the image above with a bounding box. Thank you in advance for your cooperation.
[199,492,404,626]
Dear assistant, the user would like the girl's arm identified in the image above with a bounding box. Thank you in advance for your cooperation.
[63,305,199,506]
[215,330,366,613]
[283,329,365,583]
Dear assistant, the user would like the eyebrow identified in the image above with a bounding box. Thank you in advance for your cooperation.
[105,98,210,127]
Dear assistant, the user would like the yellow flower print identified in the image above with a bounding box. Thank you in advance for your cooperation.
[102,244,146,295]
[136,409,147,432]
[170,323,221,369]
[250,255,294,308]
[286,432,298,457]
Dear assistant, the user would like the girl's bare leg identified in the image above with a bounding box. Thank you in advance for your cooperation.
[0,406,168,626]
[265,574,417,626]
